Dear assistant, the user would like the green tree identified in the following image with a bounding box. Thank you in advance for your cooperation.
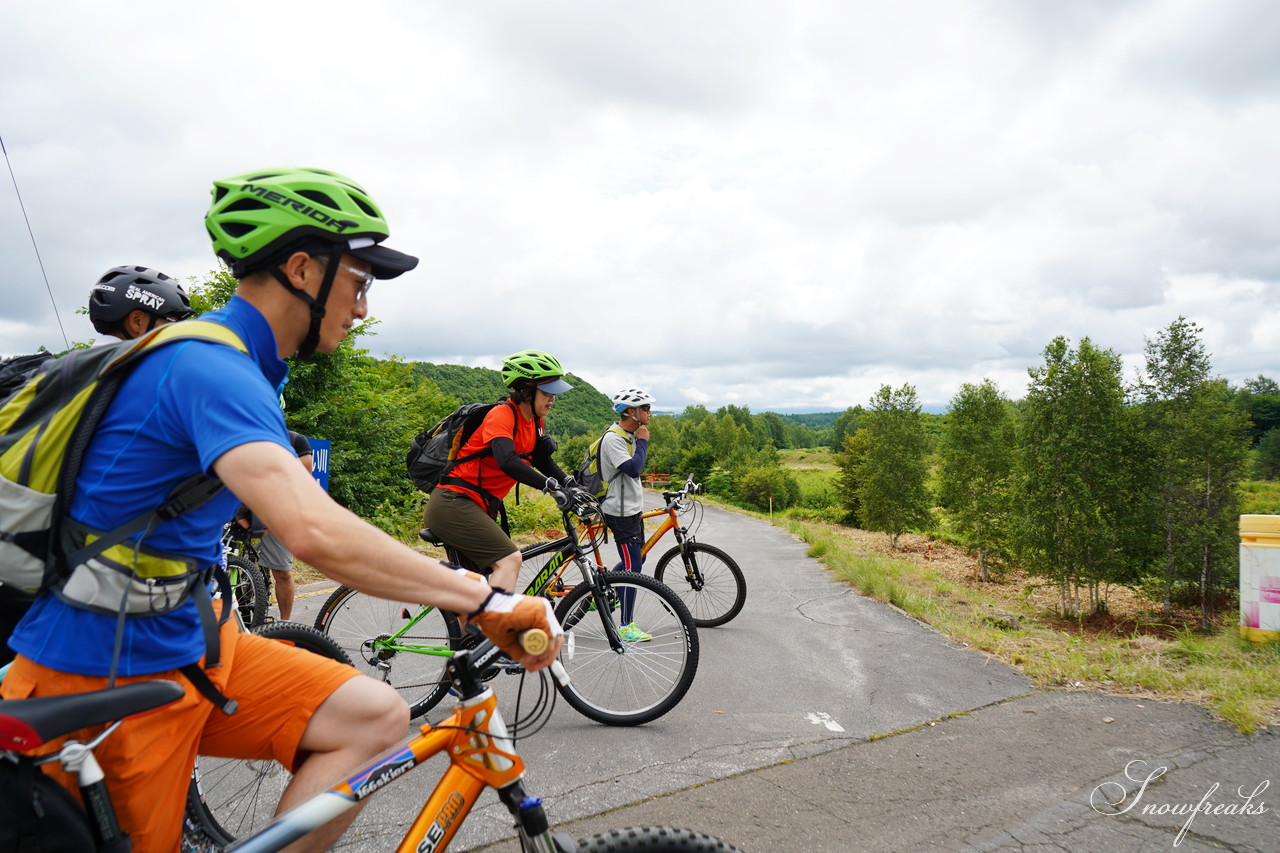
[1255,428,1280,480]
[784,422,815,449]
[829,406,863,450]
[857,384,932,548]
[287,347,454,519]
[937,379,1016,581]
[833,429,870,526]
[755,412,788,450]
[1137,318,1250,626]
[1016,337,1138,616]
[1244,375,1280,395]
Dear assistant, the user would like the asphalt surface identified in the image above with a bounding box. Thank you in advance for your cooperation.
[510,690,1280,852]
[287,499,1279,852]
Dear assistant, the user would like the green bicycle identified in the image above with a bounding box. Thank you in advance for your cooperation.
[314,493,699,726]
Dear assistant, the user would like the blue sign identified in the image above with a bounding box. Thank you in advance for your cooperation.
[309,438,331,492]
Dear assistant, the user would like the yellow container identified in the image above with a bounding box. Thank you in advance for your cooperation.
[1239,515,1280,642]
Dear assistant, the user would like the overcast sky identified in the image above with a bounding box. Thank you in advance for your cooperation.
[3,0,1277,412]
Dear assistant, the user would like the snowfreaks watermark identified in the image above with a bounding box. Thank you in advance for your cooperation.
[1090,759,1269,846]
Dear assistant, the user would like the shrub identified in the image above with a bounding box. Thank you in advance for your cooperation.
[737,466,801,511]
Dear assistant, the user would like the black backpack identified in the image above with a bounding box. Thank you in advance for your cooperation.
[407,401,507,493]
[0,754,98,853]
[0,350,55,399]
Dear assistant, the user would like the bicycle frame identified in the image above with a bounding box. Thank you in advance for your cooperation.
[584,479,697,565]
[228,642,566,853]
[371,503,627,667]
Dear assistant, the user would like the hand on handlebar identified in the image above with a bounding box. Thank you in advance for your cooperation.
[468,592,565,671]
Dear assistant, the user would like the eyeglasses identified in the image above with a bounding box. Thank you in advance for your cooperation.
[638,404,651,412]
[339,263,375,301]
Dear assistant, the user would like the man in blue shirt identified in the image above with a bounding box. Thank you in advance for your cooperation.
[3,168,563,853]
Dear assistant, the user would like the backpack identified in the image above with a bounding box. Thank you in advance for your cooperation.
[406,399,541,513]
[0,321,246,603]
[574,425,633,500]
[0,351,55,400]
[407,401,508,493]
[0,753,97,853]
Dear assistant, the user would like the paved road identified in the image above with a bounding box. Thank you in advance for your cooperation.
[290,497,1029,850]
[290,500,1278,851]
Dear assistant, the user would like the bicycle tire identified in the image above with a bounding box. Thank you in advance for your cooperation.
[553,571,698,726]
[652,543,747,628]
[227,555,268,629]
[183,622,354,849]
[576,826,742,852]
[314,585,464,718]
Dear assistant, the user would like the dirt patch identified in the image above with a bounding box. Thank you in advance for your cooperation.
[823,527,1205,638]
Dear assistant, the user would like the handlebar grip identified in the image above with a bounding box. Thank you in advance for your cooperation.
[519,628,549,656]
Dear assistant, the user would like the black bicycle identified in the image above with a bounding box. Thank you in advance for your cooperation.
[314,493,700,726]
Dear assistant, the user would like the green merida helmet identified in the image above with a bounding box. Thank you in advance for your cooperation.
[501,350,573,394]
[205,167,417,279]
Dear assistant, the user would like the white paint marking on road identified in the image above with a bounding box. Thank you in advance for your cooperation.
[806,711,845,732]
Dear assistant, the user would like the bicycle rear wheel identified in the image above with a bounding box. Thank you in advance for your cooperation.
[653,543,747,628]
[183,622,353,849]
[227,555,268,629]
[554,571,698,726]
[577,826,742,852]
[314,585,463,718]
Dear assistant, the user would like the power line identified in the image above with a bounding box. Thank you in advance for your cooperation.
[1,133,69,350]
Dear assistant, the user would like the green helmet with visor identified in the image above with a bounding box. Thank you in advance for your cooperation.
[501,349,573,394]
[204,167,418,358]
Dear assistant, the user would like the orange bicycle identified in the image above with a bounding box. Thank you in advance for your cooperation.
[582,476,746,628]
[181,631,739,852]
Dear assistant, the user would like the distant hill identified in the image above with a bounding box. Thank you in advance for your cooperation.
[771,411,844,428]
[408,362,615,438]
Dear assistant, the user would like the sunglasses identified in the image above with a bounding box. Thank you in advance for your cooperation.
[637,404,651,412]
[339,263,375,300]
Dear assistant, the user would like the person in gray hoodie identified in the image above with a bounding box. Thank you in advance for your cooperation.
[599,387,655,641]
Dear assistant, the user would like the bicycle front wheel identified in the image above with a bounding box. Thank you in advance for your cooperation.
[227,555,268,628]
[314,585,463,718]
[554,571,698,726]
[184,622,353,849]
[577,826,742,852]
[653,543,747,628]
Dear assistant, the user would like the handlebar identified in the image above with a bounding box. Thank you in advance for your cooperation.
[661,474,701,505]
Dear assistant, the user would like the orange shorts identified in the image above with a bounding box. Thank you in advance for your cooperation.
[0,618,359,853]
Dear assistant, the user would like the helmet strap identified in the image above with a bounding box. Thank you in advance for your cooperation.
[269,255,340,360]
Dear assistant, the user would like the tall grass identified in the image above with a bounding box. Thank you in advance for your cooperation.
[1241,480,1280,515]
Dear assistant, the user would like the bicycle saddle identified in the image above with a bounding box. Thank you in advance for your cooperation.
[419,528,445,546]
[0,680,184,750]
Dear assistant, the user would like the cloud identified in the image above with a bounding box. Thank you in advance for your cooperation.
[2,0,1277,413]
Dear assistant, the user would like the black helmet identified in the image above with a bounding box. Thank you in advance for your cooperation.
[89,266,195,335]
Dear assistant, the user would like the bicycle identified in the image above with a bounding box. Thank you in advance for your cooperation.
[221,522,269,629]
[315,493,700,726]
[4,634,741,853]
[583,475,746,628]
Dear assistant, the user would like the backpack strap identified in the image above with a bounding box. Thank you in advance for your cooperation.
[440,399,528,519]
[62,474,225,572]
